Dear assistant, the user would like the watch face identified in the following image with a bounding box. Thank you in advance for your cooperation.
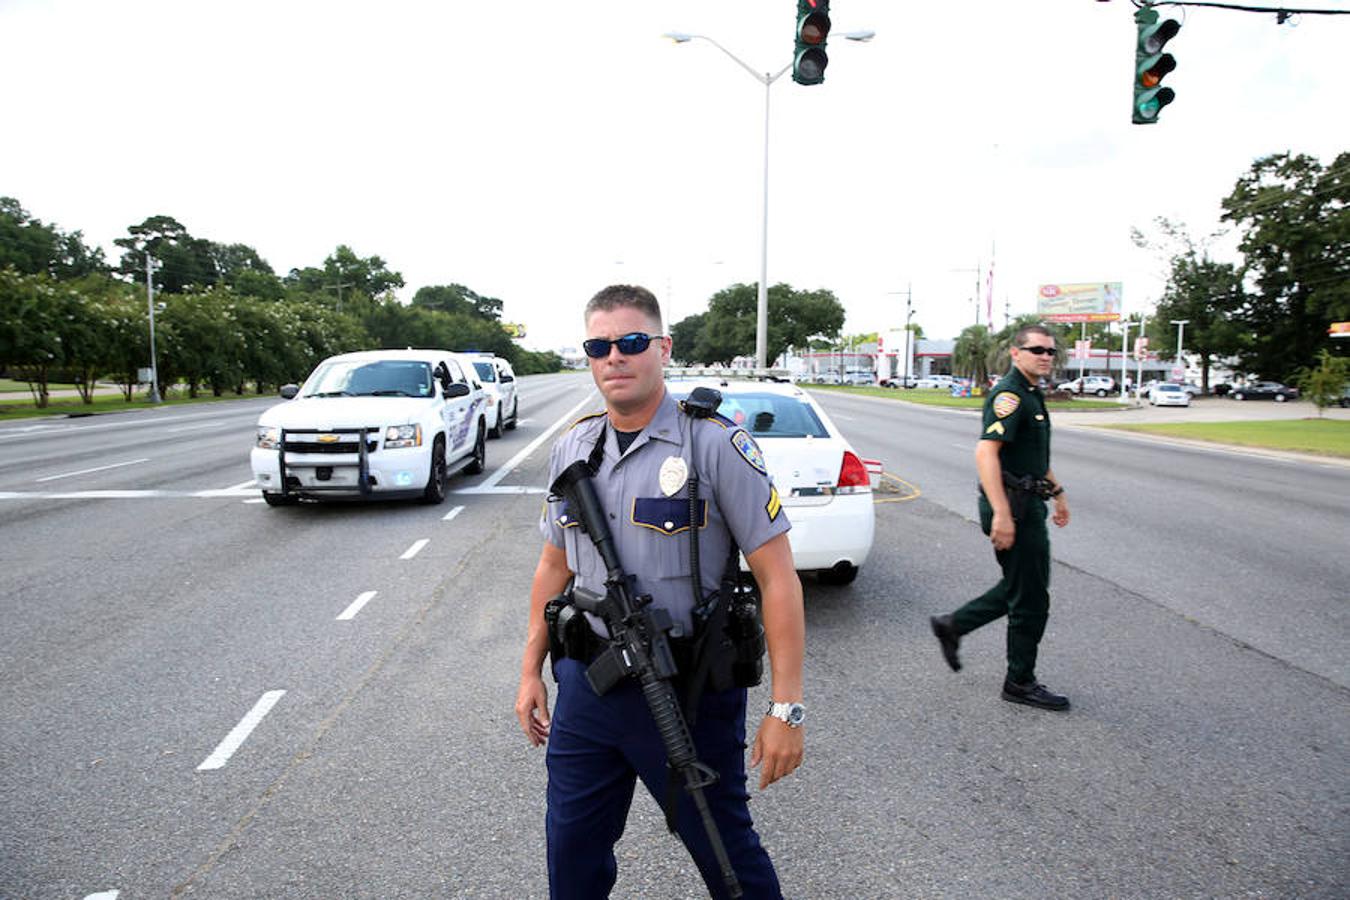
[786,704,806,726]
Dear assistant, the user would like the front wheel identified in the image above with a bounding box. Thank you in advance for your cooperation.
[463,422,486,475]
[1095,389,1108,397]
[1233,392,1246,401]
[1274,393,1288,403]
[420,436,448,504]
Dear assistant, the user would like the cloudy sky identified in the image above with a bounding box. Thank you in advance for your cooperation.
[3,0,1346,351]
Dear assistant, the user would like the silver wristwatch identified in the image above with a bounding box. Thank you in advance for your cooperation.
[765,700,806,728]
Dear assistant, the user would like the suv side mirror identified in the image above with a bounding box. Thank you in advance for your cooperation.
[280,384,299,399]
[500,372,514,383]
[444,382,470,398]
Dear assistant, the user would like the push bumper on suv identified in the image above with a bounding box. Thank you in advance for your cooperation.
[251,427,429,497]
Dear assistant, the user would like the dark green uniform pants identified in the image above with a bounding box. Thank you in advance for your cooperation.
[952,493,1051,684]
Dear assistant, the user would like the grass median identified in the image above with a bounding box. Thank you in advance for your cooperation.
[0,390,262,421]
[803,383,1120,411]
[1101,419,1350,459]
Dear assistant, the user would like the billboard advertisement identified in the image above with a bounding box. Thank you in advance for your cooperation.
[1037,283,1123,323]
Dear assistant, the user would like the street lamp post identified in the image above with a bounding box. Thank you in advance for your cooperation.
[1170,318,1190,383]
[663,29,874,368]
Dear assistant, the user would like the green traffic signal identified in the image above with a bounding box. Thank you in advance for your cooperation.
[1133,7,1180,124]
[793,0,831,86]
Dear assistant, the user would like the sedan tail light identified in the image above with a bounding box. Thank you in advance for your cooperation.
[836,451,871,494]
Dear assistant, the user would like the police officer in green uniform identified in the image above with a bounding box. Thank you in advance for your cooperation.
[514,285,806,897]
[930,324,1072,711]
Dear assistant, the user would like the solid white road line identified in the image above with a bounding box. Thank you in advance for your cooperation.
[463,391,598,493]
[35,458,150,483]
[400,538,430,560]
[166,421,228,433]
[337,591,377,621]
[442,505,464,521]
[197,690,286,771]
[83,892,119,900]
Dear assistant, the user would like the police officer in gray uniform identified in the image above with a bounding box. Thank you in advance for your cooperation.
[515,285,806,899]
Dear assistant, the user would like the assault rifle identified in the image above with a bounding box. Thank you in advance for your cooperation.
[550,458,743,899]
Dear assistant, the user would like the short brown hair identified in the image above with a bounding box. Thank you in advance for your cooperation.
[584,285,663,333]
[1014,324,1054,348]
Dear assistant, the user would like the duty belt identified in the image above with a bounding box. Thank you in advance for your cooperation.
[1002,471,1056,500]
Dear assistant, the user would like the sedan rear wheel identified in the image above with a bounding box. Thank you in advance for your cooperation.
[489,408,504,439]
[506,398,519,430]
[1233,392,1246,401]
[1274,393,1288,403]
[816,563,859,586]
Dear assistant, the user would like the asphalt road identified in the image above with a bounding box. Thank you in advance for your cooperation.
[1,374,1346,899]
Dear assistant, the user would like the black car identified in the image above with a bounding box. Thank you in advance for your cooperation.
[1230,381,1299,402]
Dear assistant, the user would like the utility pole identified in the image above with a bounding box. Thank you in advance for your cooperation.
[886,284,914,385]
[326,281,355,315]
[145,254,161,404]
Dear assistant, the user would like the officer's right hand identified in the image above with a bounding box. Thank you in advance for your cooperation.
[515,674,551,746]
[990,511,1015,551]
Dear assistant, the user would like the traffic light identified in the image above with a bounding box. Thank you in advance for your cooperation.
[793,0,831,86]
[1133,6,1180,124]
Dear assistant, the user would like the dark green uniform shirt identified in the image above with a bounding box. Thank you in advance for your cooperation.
[980,367,1051,479]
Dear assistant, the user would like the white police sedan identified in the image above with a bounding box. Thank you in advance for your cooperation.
[666,369,876,585]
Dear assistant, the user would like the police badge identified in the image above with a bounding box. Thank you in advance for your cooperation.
[659,455,688,497]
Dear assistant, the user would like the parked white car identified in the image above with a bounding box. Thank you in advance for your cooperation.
[914,374,955,390]
[1056,375,1116,396]
[1148,382,1191,407]
[251,349,489,507]
[466,354,519,438]
[666,373,875,585]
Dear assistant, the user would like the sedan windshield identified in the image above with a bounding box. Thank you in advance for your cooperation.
[304,360,435,398]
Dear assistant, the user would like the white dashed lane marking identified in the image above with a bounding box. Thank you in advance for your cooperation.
[337,591,378,621]
[197,690,286,771]
[400,539,430,560]
[442,505,465,522]
[35,458,150,483]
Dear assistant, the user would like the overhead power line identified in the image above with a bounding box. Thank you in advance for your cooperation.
[1133,1,1350,17]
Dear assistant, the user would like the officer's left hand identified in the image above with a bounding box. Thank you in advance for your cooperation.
[1052,495,1070,528]
[751,717,804,789]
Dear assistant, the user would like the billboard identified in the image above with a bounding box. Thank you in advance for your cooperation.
[1037,283,1122,323]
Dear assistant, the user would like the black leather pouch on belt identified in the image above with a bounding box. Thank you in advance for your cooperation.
[1000,472,1034,523]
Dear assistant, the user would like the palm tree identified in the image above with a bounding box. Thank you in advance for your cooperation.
[952,324,994,390]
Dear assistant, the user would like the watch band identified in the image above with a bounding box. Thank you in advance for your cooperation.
[766,700,806,728]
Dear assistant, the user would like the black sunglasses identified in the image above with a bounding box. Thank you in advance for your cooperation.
[1017,345,1056,356]
[582,332,664,359]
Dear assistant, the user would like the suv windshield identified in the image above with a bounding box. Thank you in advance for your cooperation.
[472,361,497,383]
[304,360,435,398]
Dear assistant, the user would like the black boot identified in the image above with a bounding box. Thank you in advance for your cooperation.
[1000,679,1070,711]
[930,615,961,672]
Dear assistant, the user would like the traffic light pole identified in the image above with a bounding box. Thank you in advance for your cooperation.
[664,29,873,368]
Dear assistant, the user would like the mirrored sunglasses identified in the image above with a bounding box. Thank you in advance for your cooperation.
[1017,345,1056,356]
[582,332,663,359]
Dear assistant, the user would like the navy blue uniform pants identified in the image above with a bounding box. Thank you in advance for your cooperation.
[546,657,782,899]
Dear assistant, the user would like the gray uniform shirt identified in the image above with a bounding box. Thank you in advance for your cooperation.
[540,389,791,636]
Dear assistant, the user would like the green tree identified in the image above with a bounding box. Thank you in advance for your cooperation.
[115,215,219,293]
[412,284,478,317]
[0,197,108,278]
[1133,217,1247,390]
[1294,349,1350,417]
[697,283,845,364]
[286,245,404,305]
[1221,152,1350,380]
[669,313,706,364]
[0,270,66,406]
[952,324,995,388]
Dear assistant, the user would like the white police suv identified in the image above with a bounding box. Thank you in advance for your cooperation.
[251,349,489,507]
[466,354,519,438]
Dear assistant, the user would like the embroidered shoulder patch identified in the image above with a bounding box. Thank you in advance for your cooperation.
[992,392,1021,419]
[731,429,767,475]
